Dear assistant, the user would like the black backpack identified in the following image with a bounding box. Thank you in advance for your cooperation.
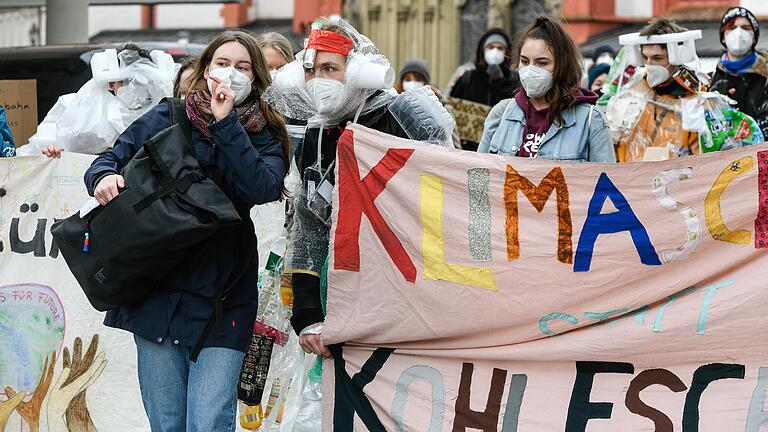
[52,99,256,359]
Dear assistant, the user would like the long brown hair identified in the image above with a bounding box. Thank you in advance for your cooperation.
[517,16,583,125]
[187,30,291,179]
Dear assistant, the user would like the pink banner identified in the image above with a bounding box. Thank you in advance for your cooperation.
[322,125,768,431]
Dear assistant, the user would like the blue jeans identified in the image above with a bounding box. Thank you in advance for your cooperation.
[134,334,245,432]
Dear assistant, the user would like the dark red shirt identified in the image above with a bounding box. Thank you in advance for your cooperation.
[514,88,552,158]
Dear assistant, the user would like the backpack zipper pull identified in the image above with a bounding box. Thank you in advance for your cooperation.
[83,232,90,253]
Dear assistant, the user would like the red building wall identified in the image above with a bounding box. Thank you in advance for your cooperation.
[293,0,343,35]
[562,0,738,44]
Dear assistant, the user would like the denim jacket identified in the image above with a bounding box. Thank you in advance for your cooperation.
[477,98,616,162]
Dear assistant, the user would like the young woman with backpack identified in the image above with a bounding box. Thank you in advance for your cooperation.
[83,31,289,431]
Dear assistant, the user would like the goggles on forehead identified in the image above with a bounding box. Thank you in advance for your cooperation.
[619,30,702,66]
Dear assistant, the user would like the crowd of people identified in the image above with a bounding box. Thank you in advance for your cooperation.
[1,5,767,431]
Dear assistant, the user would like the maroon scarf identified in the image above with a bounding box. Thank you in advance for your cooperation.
[185,90,267,138]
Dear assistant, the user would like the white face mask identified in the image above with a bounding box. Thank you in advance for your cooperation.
[518,65,553,98]
[645,64,671,88]
[484,48,505,66]
[725,27,754,57]
[305,77,345,114]
[207,66,254,106]
[402,80,424,92]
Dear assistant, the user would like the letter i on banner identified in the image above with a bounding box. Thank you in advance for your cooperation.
[755,151,768,248]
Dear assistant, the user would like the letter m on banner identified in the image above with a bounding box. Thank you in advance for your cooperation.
[334,130,418,282]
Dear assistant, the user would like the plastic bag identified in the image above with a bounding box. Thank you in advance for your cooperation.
[20,53,173,154]
[389,85,456,147]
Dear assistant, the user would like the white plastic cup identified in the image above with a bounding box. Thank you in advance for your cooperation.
[91,49,123,83]
[348,61,395,89]
[274,61,306,89]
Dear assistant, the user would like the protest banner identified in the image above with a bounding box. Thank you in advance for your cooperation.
[324,124,768,431]
[0,154,149,432]
[0,154,288,432]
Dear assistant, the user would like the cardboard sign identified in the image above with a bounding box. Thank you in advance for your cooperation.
[445,96,491,144]
[324,125,768,431]
[0,79,38,146]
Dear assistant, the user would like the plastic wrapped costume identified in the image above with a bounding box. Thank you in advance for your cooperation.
[607,30,763,162]
[257,18,454,431]
[19,48,174,155]
[265,18,454,280]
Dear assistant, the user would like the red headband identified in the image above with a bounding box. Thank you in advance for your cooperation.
[307,29,354,56]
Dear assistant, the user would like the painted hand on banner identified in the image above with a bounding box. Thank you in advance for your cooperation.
[4,352,57,432]
[46,352,107,432]
[0,391,26,431]
[62,335,100,432]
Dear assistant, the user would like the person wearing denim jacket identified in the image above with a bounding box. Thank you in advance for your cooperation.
[478,95,615,161]
[477,16,616,163]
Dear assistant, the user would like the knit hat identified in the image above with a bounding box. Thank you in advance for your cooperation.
[591,45,615,63]
[399,59,430,83]
[720,7,759,49]
[588,63,611,89]
[484,34,508,49]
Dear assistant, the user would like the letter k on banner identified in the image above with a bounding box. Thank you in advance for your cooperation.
[334,130,417,283]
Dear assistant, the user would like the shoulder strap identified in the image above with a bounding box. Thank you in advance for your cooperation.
[190,212,257,362]
[165,98,193,146]
[588,105,595,130]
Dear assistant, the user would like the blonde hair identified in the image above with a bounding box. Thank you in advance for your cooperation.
[255,32,294,65]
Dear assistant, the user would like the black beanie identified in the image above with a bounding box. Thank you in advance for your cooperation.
[720,7,759,50]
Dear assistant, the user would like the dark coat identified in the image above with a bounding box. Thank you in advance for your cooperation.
[84,101,286,352]
[290,101,408,334]
[710,51,768,137]
[450,28,520,150]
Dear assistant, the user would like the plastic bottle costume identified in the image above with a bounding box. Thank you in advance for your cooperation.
[19,48,174,155]
[607,30,763,162]
[249,17,454,431]
[265,18,454,286]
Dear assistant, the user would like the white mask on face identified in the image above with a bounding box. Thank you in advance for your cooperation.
[305,77,345,114]
[402,80,424,92]
[645,64,671,88]
[207,66,254,106]
[518,65,553,98]
[484,48,505,66]
[725,27,754,57]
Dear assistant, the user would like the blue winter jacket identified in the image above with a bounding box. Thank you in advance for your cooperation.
[84,102,286,352]
[478,98,616,162]
[0,108,16,157]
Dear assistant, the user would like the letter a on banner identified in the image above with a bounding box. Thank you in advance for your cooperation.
[574,173,661,272]
[334,131,418,282]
